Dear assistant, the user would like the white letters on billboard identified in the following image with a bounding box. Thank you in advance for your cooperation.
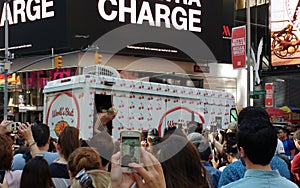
[97,0,202,32]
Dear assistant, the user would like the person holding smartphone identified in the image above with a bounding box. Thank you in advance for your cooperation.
[0,121,41,188]
[109,147,166,188]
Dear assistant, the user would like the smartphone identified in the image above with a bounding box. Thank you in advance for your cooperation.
[0,170,5,184]
[7,122,19,132]
[120,131,141,172]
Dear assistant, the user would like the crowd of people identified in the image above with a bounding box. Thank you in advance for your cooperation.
[0,106,300,187]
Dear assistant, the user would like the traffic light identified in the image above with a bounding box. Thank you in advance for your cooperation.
[94,52,102,64]
[55,56,62,69]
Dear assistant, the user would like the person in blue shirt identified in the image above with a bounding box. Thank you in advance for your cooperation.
[277,127,296,160]
[221,107,297,188]
[12,123,58,171]
[218,155,291,187]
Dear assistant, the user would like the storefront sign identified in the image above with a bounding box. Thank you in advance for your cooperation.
[231,25,246,69]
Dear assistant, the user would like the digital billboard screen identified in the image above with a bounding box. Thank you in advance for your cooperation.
[0,0,234,63]
[270,0,300,67]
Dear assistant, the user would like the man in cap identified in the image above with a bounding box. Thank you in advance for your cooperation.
[188,132,221,188]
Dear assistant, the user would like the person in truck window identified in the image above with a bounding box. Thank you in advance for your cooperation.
[94,107,117,136]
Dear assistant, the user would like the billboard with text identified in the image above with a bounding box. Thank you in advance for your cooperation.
[0,0,234,62]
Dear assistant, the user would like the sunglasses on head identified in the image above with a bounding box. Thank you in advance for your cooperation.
[75,169,94,188]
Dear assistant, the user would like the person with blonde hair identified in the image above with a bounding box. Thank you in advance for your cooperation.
[94,107,117,136]
[68,147,110,188]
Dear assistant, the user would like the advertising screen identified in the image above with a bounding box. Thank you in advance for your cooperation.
[0,0,68,55]
[0,0,234,63]
[270,0,300,66]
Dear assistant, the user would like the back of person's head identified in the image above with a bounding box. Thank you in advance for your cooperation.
[238,106,270,124]
[158,135,210,188]
[20,157,54,188]
[187,121,203,134]
[31,123,50,147]
[225,132,238,155]
[187,132,211,161]
[163,126,177,137]
[58,126,80,160]
[48,137,57,152]
[68,147,103,177]
[0,134,13,170]
[71,169,110,188]
[88,132,114,168]
[237,117,277,165]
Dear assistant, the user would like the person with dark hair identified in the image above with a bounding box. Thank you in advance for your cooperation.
[277,126,296,160]
[222,112,297,187]
[159,134,212,188]
[0,134,22,188]
[188,132,221,188]
[89,131,115,171]
[50,126,80,188]
[0,121,41,188]
[237,106,270,124]
[218,106,291,187]
[291,130,300,186]
[20,156,55,188]
[12,123,58,170]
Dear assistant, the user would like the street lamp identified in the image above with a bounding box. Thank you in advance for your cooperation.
[246,0,251,106]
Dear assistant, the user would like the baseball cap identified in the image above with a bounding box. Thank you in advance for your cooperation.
[187,132,210,153]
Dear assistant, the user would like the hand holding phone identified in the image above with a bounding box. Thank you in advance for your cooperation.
[7,122,20,133]
[0,120,13,135]
[120,131,141,172]
[110,148,166,188]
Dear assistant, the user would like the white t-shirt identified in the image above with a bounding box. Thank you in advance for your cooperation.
[276,139,285,155]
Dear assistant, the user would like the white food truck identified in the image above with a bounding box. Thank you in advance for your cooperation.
[43,65,237,140]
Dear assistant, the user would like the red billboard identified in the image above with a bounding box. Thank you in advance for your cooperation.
[231,26,246,69]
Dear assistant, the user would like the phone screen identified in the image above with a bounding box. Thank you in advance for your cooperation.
[7,122,18,132]
[0,170,5,184]
[121,136,140,167]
